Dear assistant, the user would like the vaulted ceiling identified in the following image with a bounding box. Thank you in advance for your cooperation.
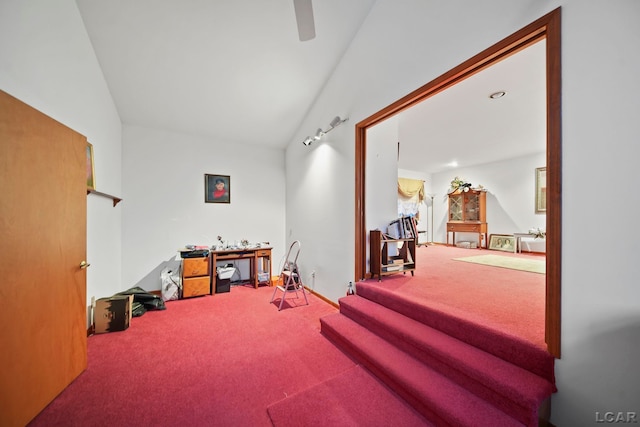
[76,0,545,173]
[76,0,376,148]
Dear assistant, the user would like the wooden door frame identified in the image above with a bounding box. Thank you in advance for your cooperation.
[354,8,562,357]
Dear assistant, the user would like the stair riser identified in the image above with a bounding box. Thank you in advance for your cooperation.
[322,313,536,426]
[354,285,555,383]
[340,302,538,425]
[320,320,453,426]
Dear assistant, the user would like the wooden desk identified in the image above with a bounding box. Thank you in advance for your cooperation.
[211,247,272,289]
[446,221,488,249]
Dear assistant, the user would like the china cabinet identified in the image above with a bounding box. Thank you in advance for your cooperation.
[446,189,487,248]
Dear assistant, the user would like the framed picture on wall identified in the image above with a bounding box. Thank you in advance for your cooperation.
[489,234,515,252]
[205,174,230,203]
[535,167,547,213]
[86,142,96,190]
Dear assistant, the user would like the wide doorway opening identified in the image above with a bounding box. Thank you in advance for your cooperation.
[354,8,562,357]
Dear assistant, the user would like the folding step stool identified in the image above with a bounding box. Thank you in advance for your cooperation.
[270,240,308,310]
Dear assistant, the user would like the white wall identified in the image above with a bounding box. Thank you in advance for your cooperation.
[0,0,123,305]
[367,118,400,233]
[552,1,640,424]
[284,123,355,301]
[286,0,640,425]
[431,152,547,251]
[364,118,400,275]
[121,125,286,291]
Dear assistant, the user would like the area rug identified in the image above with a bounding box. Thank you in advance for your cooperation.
[453,254,545,274]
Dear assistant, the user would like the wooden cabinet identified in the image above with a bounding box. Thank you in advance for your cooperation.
[182,256,211,298]
[369,229,416,281]
[255,249,272,286]
[446,189,487,248]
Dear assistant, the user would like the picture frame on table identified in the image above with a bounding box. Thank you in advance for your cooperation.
[205,174,230,203]
[488,234,515,252]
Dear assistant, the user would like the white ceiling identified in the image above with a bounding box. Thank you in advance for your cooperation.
[75,0,376,148]
[395,39,546,173]
[76,0,545,173]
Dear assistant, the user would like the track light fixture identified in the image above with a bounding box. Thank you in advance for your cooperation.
[301,116,349,146]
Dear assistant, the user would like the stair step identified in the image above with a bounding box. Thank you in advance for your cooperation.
[321,313,524,427]
[338,295,554,425]
[355,282,555,383]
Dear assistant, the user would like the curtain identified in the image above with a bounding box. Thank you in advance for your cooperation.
[398,178,425,202]
[397,178,424,219]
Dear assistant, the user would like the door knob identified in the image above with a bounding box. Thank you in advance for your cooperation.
[80,261,90,269]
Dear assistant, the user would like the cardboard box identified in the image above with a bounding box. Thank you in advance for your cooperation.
[456,241,477,249]
[94,294,133,334]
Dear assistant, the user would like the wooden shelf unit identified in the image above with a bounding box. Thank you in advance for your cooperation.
[369,229,416,281]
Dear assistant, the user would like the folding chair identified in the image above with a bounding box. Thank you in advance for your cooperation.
[270,240,308,310]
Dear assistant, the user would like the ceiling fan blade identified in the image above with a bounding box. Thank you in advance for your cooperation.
[293,0,316,41]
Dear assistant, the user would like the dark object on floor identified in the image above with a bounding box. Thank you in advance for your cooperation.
[180,249,210,258]
[216,278,231,293]
[216,265,235,293]
[116,286,166,317]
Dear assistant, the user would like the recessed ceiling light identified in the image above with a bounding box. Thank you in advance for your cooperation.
[489,91,506,99]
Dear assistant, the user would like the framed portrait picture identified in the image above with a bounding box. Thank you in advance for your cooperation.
[86,142,96,190]
[535,167,547,213]
[205,174,230,203]
[489,234,515,252]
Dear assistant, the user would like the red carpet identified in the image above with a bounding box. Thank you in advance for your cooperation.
[27,245,551,426]
[28,286,372,426]
[320,244,555,426]
[267,365,430,427]
[369,244,546,347]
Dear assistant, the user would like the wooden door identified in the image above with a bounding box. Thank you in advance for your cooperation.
[0,90,87,427]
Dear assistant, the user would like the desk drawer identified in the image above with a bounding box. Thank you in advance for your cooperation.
[183,257,209,277]
[183,276,210,298]
[448,223,483,233]
[256,250,271,257]
[217,252,254,260]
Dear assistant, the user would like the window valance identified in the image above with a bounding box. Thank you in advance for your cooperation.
[398,178,425,203]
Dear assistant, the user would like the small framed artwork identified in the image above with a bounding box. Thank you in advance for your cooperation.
[489,234,515,252]
[205,174,230,203]
[86,142,96,190]
[535,167,547,213]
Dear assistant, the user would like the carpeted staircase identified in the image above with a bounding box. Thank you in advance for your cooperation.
[320,281,556,426]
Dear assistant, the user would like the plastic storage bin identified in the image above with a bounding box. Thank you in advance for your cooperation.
[216,266,236,293]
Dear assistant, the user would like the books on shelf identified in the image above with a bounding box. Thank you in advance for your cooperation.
[387,219,402,239]
[386,216,417,240]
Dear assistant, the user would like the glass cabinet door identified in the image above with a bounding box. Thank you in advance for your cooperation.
[449,194,462,221]
[464,193,479,221]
